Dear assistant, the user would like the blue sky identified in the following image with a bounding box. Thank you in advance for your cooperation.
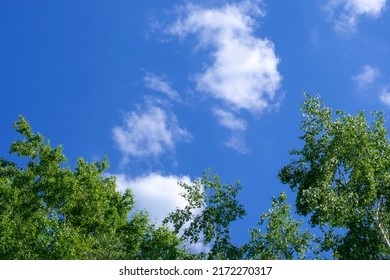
[1,0,390,246]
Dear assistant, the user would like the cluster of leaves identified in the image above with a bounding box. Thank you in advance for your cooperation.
[0,116,314,260]
[245,192,314,260]
[1,92,389,259]
[279,93,390,259]
[0,117,189,259]
[163,171,247,259]
[163,171,314,260]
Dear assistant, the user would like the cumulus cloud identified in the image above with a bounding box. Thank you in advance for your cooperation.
[213,108,247,131]
[326,0,387,32]
[143,73,182,102]
[113,102,191,159]
[115,173,192,225]
[352,64,380,88]
[168,1,282,114]
[115,172,207,252]
[165,1,281,154]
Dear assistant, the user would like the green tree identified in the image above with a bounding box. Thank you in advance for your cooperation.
[0,116,187,259]
[164,170,313,260]
[163,170,247,260]
[246,192,314,260]
[9,100,388,260]
[279,93,390,259]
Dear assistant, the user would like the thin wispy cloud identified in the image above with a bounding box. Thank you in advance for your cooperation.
[143,72,182,102]
[168,1,282,114]
[213,108,247,131]
[351,65,390,108]
[213,108,249,153]
[379,88,390,107]
[225,134,249,155]
[352,64,380,88]
[326,0,387,32]
[113,102,191,159]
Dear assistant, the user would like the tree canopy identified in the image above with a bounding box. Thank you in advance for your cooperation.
[1,93,390,259]
[279,93,390,259]
[0,116,188,259]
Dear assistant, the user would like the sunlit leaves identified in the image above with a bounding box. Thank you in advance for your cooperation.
[0,116,186,259]
[279,93,390,259]
[164,170,246,260]
[246,192,314,260]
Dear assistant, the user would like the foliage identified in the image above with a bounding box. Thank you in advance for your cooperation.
[246,192,314,260]
[163,171,313,260]
[279,93,390,259]
[0,115,322,260]
[163,170,247,259]
[0,116,187,259]
[4,92,389,261]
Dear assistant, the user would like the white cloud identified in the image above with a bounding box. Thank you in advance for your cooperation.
[212,108,249,153]
[326,0,387,32]
[379,88,390,107]
[115,173,192,225]
[352,64,380,88]
[144,73,182,102]
[351,67,390,107]
[225,134,249,154]
[168,2,282,114]
[113,102,191,159]
[115,172,207,252]
[213,108,247,131]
